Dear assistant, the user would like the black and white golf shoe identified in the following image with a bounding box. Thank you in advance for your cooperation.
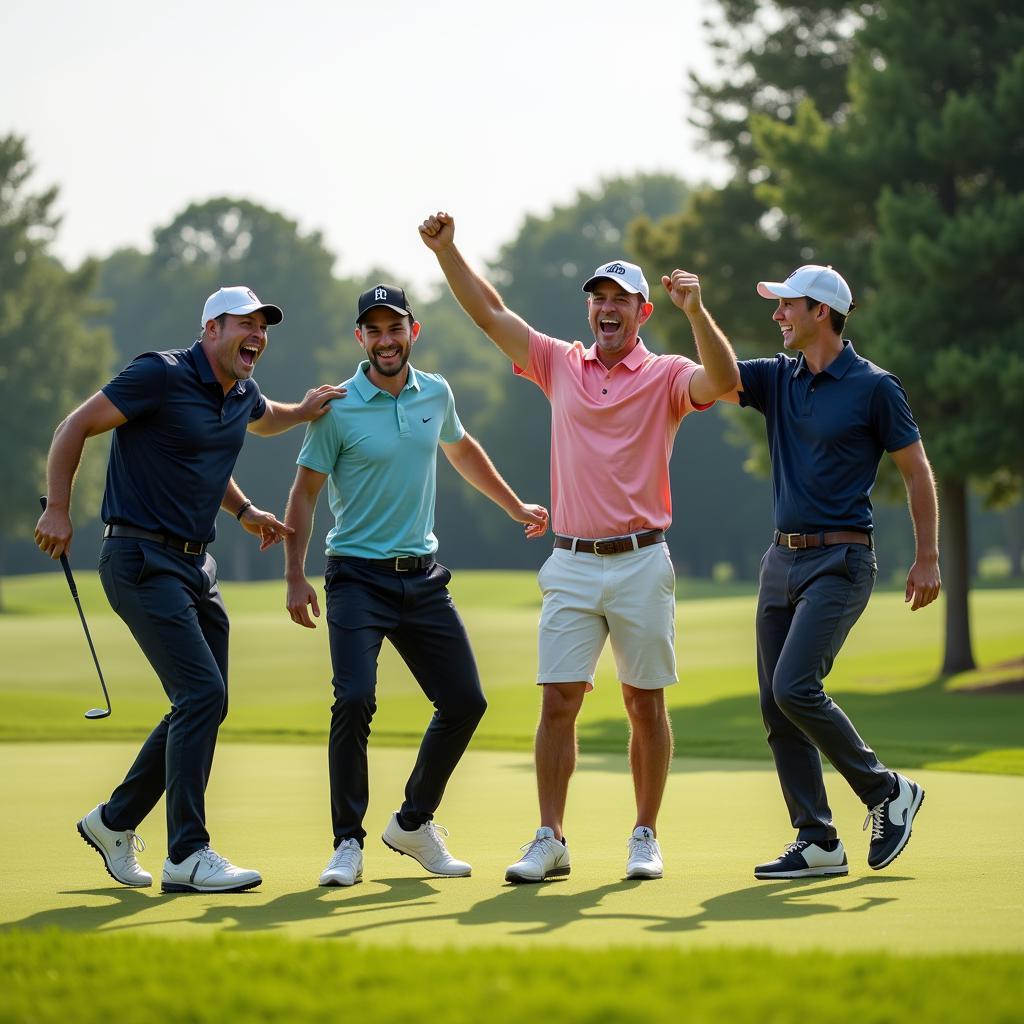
[864,773,925,870]
[754,839,849,880]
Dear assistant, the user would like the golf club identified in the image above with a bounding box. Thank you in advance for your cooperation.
[38,496,112,720]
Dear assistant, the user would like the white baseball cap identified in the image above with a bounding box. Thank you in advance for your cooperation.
[200,286,284,327]
[582,260,650,302]
[756,265,853,315]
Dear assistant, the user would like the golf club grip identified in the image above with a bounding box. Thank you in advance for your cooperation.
[39,496,80,595]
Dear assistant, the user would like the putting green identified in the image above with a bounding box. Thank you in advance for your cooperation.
[1,743,1020,951]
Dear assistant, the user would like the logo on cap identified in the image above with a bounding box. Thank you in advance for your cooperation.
[374,287,388,302]
[246,289,258,302]
[604,263,627,275]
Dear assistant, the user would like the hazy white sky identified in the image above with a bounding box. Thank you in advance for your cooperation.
[4,0,726,288]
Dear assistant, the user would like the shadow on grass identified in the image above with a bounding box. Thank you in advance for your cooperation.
[573,675,1022,773]
[320,873,908,940]
[0,874,909,939]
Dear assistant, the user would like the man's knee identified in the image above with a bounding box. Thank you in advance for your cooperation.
[331,676,377,724]
[540,683,586,725]
[622,685,667,727]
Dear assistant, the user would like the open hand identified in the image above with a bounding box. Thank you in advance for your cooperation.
[298,384,347,422]
[239,506,294,551]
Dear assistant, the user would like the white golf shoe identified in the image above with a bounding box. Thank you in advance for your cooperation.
[626,826,664,880]
[77,804,152,887]
[320,839,363,887]
[161,846,262,893]
[505,826,571,883]
[381,813,471,876]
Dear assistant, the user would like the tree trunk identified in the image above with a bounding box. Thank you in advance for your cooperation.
[1006,504,1023,579]
[940,476,975,674]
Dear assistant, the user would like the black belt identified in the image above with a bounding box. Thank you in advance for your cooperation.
[553,530,666,555]
[103,524,208,556]
[775,530,873,550]
[328,554,435,572]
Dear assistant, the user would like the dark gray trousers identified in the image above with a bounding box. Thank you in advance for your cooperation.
[98,538,229,863]
[756,541,893,842]
[324,558,486,848]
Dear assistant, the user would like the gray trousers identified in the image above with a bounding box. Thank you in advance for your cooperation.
[756,541,893,842]
[98,538,229,863]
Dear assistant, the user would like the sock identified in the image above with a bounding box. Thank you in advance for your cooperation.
[396,812,420,832]
[818,838,840,852]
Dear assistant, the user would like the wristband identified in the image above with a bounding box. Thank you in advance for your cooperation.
[235,500,253,521]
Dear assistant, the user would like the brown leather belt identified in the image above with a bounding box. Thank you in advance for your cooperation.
[775,530,873,550]
[104,524,208,556]
[554,530,666,555]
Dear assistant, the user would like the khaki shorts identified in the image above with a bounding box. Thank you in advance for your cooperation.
[536,543,677,690]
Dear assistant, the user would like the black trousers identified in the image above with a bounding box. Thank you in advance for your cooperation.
[98,538,229,863]
[324,557,486,847]
[756,542,893,842]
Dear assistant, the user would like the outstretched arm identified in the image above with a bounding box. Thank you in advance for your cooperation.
[248,384,347,436]
[283,466,330,627]
[419,212,532,368]
[889,441,941,610]
[35,391,127,559]
[662,270,740,405]
[440,433,548,539]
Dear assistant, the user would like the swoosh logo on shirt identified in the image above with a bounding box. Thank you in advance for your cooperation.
[422,417,432,423]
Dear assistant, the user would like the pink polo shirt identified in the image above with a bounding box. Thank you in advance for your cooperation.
[515,329,710,538]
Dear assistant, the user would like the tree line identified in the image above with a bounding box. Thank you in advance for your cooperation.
[2,0,1021,677]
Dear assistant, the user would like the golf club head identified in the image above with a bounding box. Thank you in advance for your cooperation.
[84,708,111,720]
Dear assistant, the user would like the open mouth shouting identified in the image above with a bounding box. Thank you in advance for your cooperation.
[239,342,261,369]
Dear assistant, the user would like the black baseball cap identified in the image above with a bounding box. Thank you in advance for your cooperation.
[356,284,414,324]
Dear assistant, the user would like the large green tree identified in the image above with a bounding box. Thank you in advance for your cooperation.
[753,0,1024,671]
[0,136,111,609]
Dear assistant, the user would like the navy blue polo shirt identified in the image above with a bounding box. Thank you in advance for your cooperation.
[738,341,920,533]
[100,342,266,542]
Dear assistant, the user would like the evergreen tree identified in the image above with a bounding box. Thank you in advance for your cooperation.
[753,0,1024,671]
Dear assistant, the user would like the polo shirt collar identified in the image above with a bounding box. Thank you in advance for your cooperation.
[793,340,858,380]
[583,337,650,370]
[352,360,422,401]
[190,340,249,396]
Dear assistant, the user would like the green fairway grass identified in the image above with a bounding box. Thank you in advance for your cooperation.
[2,744,1021,952]
[2,571,1021,1022]
[1,572,1021,774]
[2,931,1020,1024]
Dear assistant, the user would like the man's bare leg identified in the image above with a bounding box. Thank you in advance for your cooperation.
[536,682,587,840]
[622,684,673,832]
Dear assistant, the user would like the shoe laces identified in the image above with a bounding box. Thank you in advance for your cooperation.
[519,835,558,860]
[195,846,231,871]
[863,803,886,840]
[780,840,809,858]
[329,841,361,869]
[121,830,145,864]
[424,822,451,855]
[628,834,657,858]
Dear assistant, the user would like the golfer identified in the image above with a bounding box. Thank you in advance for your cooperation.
[420,212,739,882]
[35,286,345,893]
[283,283,548,887]
[719,264,940,878]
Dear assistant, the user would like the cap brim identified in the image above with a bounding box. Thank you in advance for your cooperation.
[581,274,645,297]
[356,302,413,323]
[224,301,284,325]
[756,281,804,301]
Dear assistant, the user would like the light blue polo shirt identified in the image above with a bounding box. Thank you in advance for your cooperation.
[297,361,465,558]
